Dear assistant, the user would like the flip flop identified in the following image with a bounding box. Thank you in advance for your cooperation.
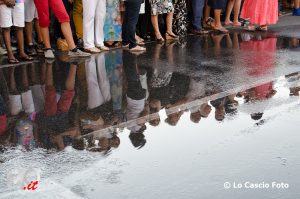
[129,45,146,52]
[256,26,268,31]
[213,27,229,34]
[8,58,19,64]
[19,55,33,62]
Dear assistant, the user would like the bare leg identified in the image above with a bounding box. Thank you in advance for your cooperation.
[40,27,51,49]
[151,15,163,39]
[214,9,228,32]
[233,0,241,25]
[25,22,34,45]
[34,19,43,43]
[225,0,234,24]
[16,27,29,58]
[214,9,222,28]
[61,22,76,50]
[2,28,16,60]
[166,12,177,36]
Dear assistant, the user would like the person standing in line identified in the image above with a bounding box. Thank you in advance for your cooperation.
[73,0,84,48]
[149,0,179,43]
[191,0,209,35]
[241,0,278,31]
[0,0,33,63]
[122,0,146,51]
[24,0,44,55]
[224,0,242,26]
[206,0,229,33]
[33,0,90,58]
[82,0,109,53]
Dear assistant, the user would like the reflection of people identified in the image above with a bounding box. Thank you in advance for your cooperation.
[85,54,111,110]
[36,62,79,150]
[123,50,148,147]
[240,82,276,121]
[7,66,35,116]
[210,98,225,121]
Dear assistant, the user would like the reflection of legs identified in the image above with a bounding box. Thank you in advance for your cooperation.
[45,63,58,116]
[94,0,106,47]
[8,67,22,115]
[20,65,35,113]
[96,54,111,102]
[29,63,45,112]
[57,64,76,113]
[85,56,104,109]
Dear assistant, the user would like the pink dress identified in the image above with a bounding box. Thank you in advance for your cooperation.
[241,0,278,25]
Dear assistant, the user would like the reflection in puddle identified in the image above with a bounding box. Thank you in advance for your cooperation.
[0,33,300,196]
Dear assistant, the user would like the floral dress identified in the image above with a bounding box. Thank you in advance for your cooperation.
[173,0,188,36]
[149,0,174,15]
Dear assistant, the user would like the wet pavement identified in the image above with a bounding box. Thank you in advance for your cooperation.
[0,31,300,198]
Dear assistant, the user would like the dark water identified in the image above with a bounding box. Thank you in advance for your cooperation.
[0,32,300,198]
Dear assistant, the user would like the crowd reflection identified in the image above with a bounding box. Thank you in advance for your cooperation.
[0,32,299,153]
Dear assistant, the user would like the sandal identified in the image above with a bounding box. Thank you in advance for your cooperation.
[129,45,146,52]
[213,27,229,34]
[8,58,19,64]
[224,21,233,26]
[232,22,242,27]
[256,26,268,31]
[191,29,209,35]
[204,17,215,29]
[165,32,179,40]
[19,55,33,62]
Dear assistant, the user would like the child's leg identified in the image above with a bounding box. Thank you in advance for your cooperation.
[16,27,29,58]
[2,28,16,61]
[233,0,241,24]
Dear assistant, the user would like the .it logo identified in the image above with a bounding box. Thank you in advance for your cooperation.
[23,181,39,191]
[7,168,41,191]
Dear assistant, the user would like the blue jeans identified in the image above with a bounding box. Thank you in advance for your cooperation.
[122,0,143,49]
[192,0,205,30]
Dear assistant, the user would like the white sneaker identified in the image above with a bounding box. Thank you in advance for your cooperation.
[44,49,55,59]
[68,48,91,57]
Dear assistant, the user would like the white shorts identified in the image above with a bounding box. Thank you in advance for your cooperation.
[9,90,35,115]
[30,84,45,112]
[0,3,25,28]
[24,0,38,22]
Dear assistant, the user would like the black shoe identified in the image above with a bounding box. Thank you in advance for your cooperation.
[77,38,84,49]
[26,45,37,56]
[191,29,209,35]
[36,42,44,54]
